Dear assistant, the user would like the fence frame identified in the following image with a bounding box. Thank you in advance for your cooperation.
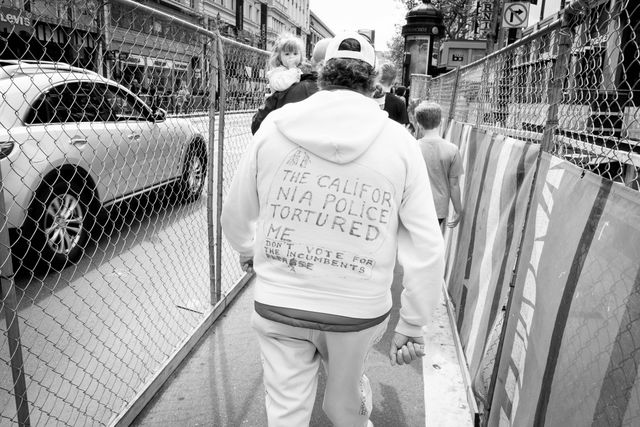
[0,0,260,424]
[0,168,30,427]
[415,0,638,424]
[412,0,640,426]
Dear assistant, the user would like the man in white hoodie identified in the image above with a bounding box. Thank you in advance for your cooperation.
[221,32,445,427]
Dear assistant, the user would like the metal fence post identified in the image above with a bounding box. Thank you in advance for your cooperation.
[444,66,461,136]
[477,57,491,128]
[540,2,581,153]
[214,30,227,304]
[0,169,30,426]
[495,49,515,128]
[207,29,219,306]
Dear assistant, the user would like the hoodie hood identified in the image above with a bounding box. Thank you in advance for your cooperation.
[270,89,389,164]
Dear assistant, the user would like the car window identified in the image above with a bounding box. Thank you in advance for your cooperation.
[25,82,101,124]
[83,83,112,121]
[104,86,149,121]
[24,82,149,125]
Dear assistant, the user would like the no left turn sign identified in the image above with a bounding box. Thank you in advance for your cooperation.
[503,2,530,28]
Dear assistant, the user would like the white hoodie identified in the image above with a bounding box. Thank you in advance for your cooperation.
[221,89,445,337]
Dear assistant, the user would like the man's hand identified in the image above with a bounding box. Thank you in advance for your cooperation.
[389,332,426,366]
[447,211,462,228]
[239,255,253,272]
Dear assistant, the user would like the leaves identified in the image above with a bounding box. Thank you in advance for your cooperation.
[385,24,406,76]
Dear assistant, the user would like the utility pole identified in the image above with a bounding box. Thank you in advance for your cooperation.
[487,0,503,54]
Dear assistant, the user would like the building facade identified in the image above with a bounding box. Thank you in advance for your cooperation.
[204,0,314,53]
[107,0,203,97]
[0,0,101,69]
[0,0,336,104]
[1,0,331,73]
[308,10,333,55]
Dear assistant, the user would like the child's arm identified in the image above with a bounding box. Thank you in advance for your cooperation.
[448,176,463,228]
[267,66,302,91]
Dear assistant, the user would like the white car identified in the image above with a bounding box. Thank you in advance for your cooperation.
[0,61,207,269]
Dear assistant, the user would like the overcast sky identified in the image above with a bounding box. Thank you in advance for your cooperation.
[308,0,408,51]
[308,1,558,49]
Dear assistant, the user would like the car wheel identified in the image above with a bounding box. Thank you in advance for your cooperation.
[26,180,95,269]
[180,146,207,203]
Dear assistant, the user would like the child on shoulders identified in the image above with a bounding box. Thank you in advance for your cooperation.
[267,33,305,93]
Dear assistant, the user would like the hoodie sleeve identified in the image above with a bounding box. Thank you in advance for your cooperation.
[395,140,446,338]
[221,143,260,258]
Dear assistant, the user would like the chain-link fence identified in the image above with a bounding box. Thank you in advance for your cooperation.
[414,1,640,425]
[413,0,640,189]
[0,0,267,425]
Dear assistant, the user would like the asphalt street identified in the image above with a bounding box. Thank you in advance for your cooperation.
[0,113,251,426]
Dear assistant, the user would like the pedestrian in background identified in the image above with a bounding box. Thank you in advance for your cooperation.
[251,38,331,135]
[267,32,305,93]
[375,63,409,125]
[222,32,445,427]
[415,101,464,229]
[176,81,189,114]
[394,85,407,104]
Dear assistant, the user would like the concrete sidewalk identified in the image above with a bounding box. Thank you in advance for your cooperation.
[132,267,472,426]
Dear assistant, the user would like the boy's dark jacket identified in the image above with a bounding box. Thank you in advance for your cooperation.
[251,72,318,135]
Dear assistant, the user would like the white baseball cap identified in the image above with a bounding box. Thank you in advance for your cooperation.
[324,32,376,67]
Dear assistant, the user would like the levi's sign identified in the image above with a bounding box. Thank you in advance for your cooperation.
[0,6,33,31]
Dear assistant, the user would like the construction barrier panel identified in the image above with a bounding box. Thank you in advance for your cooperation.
[442,122,539,403]
[417,2,640,425]
[488,152,640,426]
[444,120,640,426]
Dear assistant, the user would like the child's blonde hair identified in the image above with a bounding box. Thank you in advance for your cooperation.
[269,33,305,69]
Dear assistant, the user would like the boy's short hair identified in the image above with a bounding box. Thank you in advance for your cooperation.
[414,101,442,130]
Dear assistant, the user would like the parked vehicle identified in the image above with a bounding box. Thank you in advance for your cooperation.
[0,61,207,269]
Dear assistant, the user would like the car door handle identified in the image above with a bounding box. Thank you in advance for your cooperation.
[70,137,87,148]
[128,134,141,141]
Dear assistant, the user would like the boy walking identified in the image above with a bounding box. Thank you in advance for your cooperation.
[415,101,464,229]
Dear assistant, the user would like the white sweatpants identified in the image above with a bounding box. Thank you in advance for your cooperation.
[251,311,388,427]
